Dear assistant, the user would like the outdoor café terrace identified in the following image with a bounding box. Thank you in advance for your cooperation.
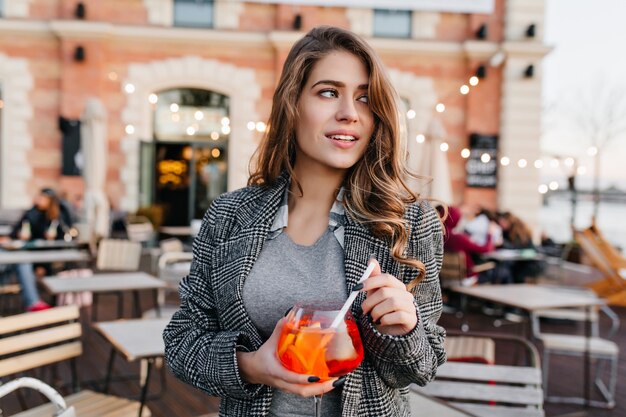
[0,223,624,417]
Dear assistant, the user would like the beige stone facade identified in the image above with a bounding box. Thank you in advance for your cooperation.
[0,0,549,229]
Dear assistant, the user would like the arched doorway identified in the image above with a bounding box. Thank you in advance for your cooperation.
[140,88,230,226]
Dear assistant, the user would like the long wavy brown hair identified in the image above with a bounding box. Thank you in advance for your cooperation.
[498,212,532,247]
[249,26,425,281]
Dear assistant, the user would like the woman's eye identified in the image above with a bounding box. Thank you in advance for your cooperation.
[320,89,338,98]
[357,95,369,103]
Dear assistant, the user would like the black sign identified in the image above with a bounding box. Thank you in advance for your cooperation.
[59,117,81,176]
[466,133,497,188]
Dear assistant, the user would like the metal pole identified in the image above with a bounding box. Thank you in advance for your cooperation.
[593,150,600,221]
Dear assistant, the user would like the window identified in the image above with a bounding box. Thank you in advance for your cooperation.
[0,0,4,17]
[174,0,214,28]
[373,9,412,38]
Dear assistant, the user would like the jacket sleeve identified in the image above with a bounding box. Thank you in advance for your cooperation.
[163,197,263,400]
[10,212,28,239]
[359,202,446,388]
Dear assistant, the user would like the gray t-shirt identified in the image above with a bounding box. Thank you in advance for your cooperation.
[242,228,347,417]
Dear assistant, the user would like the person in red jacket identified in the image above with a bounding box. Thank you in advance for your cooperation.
[437,205,496,280]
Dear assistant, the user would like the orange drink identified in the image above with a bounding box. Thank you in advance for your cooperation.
[277,305,364,381]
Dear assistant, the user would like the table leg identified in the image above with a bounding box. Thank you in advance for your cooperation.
[92,293,99,321]
[104,349,117,393]
[133,290,141,317]
[584,305,591,407]
[117,292,124,318]
[138,359,153,417]
[152,289,161,318]
[460,294,469,332]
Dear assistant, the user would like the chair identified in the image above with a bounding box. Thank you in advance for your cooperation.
[531,303,620,408]
[440,251,495,322]
[0,279,21,316]
[96,239,142,272]
[0,306,151,416]
[574,227,626,307]
[142,251,192,320]
[587,223,626,270]
[440,251,495,288]
[92,239,142,320]
[444,335,495,364]
[125,215,155,244]
[412,332,544,417]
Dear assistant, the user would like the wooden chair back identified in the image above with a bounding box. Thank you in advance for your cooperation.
[412,332,544,417]
[574,229,625,291]
[126,215,154,243]
[0,306,81,378]
[586,225,626,269]
[0,307,153,416]
[440,251,468,287]
[96,239,142,271]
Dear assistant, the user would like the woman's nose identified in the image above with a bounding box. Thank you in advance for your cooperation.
[336,98,358,123]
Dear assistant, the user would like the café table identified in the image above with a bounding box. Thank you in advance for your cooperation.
[93,318,169,417]
[0,248,90,265]
[42,272,166,319]
[159,226,194,237]
[451,283,603,408]
[484,248,545,262]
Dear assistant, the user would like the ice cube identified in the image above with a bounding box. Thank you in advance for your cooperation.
[325,331,357,361]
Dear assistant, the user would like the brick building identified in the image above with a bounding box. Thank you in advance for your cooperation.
[0,0,549,228]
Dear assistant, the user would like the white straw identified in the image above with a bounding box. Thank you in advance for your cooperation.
[330,260,376,329]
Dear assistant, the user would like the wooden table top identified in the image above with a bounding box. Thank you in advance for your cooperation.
[159,226,194,236]
[93,318,170,361]
[42,271,166,294]
[0,249,90,265]
[451,284,603,311]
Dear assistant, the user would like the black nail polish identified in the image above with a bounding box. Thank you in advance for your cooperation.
[374,318,381,325]
[332,377,346,388]
[352,283,364,292]
[284,307,293,317]
[308,376,320,383]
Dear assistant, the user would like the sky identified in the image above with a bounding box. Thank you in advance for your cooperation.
[541,0,626,188]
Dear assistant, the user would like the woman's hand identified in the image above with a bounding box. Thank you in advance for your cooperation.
[237,318,338,397]
[359,259,418,336]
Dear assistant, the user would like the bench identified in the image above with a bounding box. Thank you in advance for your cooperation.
[412,332,544,417]
[0,306,151,417]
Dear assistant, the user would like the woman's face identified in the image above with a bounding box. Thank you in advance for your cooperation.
[35,194,52,211]
[294,51,374,175]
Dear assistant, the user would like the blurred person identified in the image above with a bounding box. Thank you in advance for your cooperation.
[497,211,545,283]
[437,205,497,283]
[462,206,503,247]
[163,26,446,416]
[2,188,73,311]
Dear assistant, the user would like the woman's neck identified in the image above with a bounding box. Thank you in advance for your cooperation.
[289,165,345,211]
[285,165,345,245]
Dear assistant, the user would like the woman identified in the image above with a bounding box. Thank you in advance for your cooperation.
[497,211,544,283]
[164,26,446,416]
[437,205,497,281]
[3,188,70,311]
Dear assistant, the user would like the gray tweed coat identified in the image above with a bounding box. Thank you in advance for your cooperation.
[163,173,446,416]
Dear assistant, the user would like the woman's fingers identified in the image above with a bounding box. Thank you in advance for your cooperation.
[275,378,338,397]
[362,273,406,292]
[269,361,323,385]
[360,284,412,315]
[366,295,412,322]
